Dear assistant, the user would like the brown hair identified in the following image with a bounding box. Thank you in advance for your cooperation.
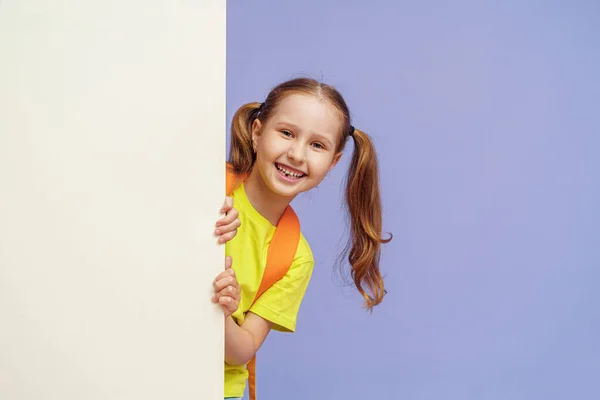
[228,77,392,309]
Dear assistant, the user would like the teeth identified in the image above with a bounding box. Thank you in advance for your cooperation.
[276,163,304,179]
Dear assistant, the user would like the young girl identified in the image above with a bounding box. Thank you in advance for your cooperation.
[211,77,392,400]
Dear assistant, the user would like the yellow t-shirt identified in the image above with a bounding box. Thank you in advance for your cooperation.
[224,182,314,398]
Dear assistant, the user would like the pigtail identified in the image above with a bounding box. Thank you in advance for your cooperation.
[228,102,262,176]
[343,128,392,310]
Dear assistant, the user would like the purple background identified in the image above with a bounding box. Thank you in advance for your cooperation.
[226,1,600,399]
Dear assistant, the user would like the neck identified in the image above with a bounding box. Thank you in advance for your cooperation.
[244,167,294,226]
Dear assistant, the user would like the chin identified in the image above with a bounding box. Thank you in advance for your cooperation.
[270,182,302,199]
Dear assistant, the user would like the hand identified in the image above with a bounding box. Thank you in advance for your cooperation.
[215,196,240,244]
[212,256,240,318]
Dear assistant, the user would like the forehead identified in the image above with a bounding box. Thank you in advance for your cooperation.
[268,93,343,136]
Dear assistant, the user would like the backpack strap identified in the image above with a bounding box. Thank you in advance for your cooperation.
[226,162,246,196]
[225,162,301,400]
[247,204,300,400]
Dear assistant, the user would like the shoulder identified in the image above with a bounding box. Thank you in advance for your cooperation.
[290,232,314,274]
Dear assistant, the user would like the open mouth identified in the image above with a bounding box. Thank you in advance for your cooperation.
[275,163,306,180]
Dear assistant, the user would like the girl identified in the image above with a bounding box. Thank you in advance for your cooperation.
[211,77,392,400]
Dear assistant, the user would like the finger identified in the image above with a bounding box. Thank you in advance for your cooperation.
[213,274,238,293]
[211,287,239,305]
[214,280,238,296]
[213,268,236,285]
[213,257,233,277]
[217,230,238,244]
[213,273,240,293]
[213,265,234,281]
[216,216,241,235]
[218,296,239,312]
[215,218,240,238]
[212,293,239,307]
[213,284,239,302]
[216,207,238,227]
[213,294,238,309]
[220,196,233,214]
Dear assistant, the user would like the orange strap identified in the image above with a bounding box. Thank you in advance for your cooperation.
[225,163,300,400]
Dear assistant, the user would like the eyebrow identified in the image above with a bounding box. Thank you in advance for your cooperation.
[274,121,334,147]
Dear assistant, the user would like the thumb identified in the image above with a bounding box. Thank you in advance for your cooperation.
[221,196,233,213]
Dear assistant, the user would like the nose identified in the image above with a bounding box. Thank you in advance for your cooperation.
[287,142,305,165]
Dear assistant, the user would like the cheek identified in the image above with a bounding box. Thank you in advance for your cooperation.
[255,143,279,170]
[258,137,285,159]
[307,153,335,176]
[257,143,275,160]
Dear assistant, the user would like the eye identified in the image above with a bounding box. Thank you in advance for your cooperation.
[281,130,293,137]
[312,142,325,150]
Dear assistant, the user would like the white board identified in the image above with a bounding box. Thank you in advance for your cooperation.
[0,1,226,399]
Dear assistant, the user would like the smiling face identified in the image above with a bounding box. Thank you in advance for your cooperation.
[251,93,344,200]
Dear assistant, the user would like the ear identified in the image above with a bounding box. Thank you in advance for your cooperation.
[251,119,263,152]
[329,151,343,171]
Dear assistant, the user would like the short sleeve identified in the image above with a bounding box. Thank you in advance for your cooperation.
[248,252,314,333]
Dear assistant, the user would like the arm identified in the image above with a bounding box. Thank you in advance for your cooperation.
[212,257,273,366]
[224,257,314,365]
[224,312,272,366]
